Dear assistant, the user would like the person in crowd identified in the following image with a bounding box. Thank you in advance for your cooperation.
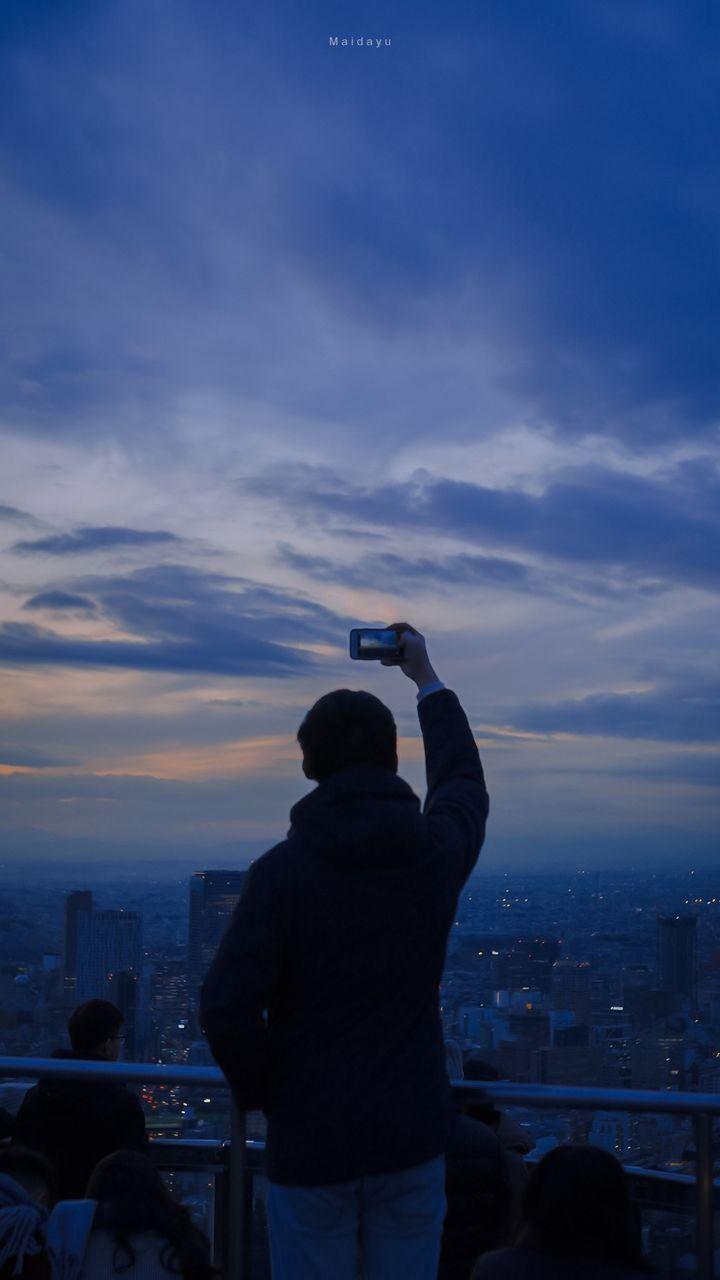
[470,1144,654,1279]
[59,1151,216,1280]
[462,1056,535,1162]
[0,1146,55,1279]
[13,1001,147,1199]
[201,624,489,1280]
[439,1044,516,1280]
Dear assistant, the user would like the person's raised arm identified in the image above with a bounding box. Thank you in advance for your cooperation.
[382,622,488,882]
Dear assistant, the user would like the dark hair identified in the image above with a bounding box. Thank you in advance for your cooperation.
[87,1151,216,1278]
[520,1144,650,1270]
[0,1144,56,1203]
[68,999,123,1053]
[297,689,397,781]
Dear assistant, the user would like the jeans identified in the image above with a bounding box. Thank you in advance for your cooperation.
[266,1155,446,1280]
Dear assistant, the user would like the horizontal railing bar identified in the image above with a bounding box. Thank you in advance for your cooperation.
[0,1056,227,1089]
[4,1055,720,1117]
[454,1080,720,1116]
[151,1138,225,1150]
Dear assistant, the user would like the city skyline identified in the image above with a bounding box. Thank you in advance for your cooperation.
[1,1,719,867]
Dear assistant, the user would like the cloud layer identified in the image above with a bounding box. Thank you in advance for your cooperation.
[3,563,347,676]
[1,0,719,863]
[13,526,182,555]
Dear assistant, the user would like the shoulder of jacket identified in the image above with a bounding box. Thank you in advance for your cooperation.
[246,838,294,882]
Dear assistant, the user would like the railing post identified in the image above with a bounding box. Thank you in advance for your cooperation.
[694,1112,715,1280]
[228,1102,249,1279]
[212,1159,230,1273]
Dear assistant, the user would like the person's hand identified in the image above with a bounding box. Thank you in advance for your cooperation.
[381,622,440,689]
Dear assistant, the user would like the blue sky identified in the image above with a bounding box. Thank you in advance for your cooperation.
[1,0,718,867]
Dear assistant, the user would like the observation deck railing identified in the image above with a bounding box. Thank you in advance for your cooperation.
[1,1058,718,1278]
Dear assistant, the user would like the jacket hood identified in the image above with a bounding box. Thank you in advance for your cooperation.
[288,765,428,870]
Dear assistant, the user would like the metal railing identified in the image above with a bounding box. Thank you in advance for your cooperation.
[1,1057,718,1278]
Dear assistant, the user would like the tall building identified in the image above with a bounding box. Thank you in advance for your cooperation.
[657,914,697,1004]
[551,959,593,1027]
[76,909,143,1005]
[108,969,141,1060]
[494,937,561,994]
[188,870,247,1005]
[62,890,93,993]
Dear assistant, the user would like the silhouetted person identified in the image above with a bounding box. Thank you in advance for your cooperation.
[462,1056,534,1166]
[56,1150,216,1279]
[13,1000,147,1199]
[0,1146,55,1279]
[439,1049,522,1280]
[470,1144,654,1279]
[201,624,489,1280]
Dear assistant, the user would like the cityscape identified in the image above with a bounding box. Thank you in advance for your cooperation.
[1,860,718,1273]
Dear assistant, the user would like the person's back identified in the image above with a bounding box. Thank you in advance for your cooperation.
[72,1151,215,1280]
[439,1111,515,1280]
[80,1228,194,1278]
[201,624,490,1280]
[470,1145,653,1280]
[13,1001,147,1199]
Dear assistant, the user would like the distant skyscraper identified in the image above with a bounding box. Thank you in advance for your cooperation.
[551,959,592,1027]
[188,870,247,1004]
[108,969,140,1060]
[76,909,143,1005]
[657,914,697,1004]
[62,890,93,992]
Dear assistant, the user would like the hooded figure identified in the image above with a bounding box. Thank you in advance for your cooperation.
[201,625,489,1280]
[201,681,489,1187]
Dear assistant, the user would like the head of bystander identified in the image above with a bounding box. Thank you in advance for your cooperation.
[83,1150,216,1279]
[67,1001,125,1063]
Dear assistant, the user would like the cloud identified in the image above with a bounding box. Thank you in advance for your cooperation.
[277,544,535,591]
[0,503,34,523]
[255,460,720,591]
[503,678,720,744]
[0,0,718,451]
[0,563,347,677]
[0,745,81,769]
[12,526,182,555]
[0,621,311,677]
[24,590,96,612]
[276,543,670,603]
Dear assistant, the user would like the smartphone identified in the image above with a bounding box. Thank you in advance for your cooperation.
[349,628,403,661]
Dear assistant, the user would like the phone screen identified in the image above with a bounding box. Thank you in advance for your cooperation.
[349,628,401,660]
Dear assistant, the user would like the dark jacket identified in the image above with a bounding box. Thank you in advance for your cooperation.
[201,688,488,1186]
[12,1050,148,1199]
[439,1114,516,1280]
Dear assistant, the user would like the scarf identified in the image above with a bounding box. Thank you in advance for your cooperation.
[0,1171,47,1277]
[46,1201,97,1280]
